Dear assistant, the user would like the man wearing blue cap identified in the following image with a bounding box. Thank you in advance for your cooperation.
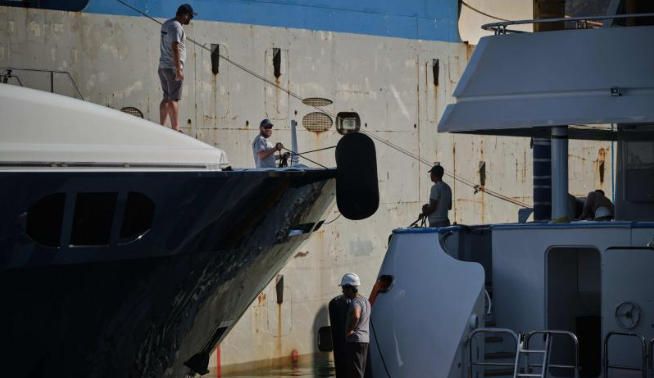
[158,3,197,131]
[252,119,285,168]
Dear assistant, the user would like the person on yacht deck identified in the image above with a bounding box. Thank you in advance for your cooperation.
[579,189,614,221]
[252,119,285,168]
[158,4,196,131]
[421,164,452,227]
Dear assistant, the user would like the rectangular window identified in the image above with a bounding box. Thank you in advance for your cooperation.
[70,192,117,246]
[211,44,220,75]
[621,125,654,202]
[273,48,281,79]
[432,59,440,86]
[26,193,66,247]
[120,192,154,242]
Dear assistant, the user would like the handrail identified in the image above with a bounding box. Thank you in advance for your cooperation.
[1,67,84,100]
[467,327,519,377]
[482,12,654,35]
[523,330,580,378]
[603,331,647,378]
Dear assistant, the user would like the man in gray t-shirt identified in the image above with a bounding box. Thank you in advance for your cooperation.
[422,164,452,227]
[252,119,286,168]
[158,4,196,131]
[340,273,370,378]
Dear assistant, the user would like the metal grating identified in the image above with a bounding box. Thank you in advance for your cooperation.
[302,97,333,107]
[302,112,333,133]
[120,106,144,118]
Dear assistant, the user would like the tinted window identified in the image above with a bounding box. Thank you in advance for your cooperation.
[622,125,654,202]
[26,193,66,247]
[70,193,117,246]
[120,192,154,242]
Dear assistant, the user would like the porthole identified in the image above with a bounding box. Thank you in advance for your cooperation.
[302,112,333,133]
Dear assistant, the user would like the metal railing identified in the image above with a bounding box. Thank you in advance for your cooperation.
[482,13,654,35]
[1,67,84,100]
[521,330,580,378]
[467,327,519,377]
[603,331,648,378]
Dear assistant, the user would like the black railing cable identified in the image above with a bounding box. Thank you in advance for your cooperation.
[279,147,328,169]
[461,1,510,22]
[115,0,530,208]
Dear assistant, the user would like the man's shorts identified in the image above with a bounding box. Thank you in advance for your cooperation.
[158,67,183,101]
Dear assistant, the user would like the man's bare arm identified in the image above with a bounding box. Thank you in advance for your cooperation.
[346,305,362,336]
[257,148,277,160]
[172,41,183,80]
[422,199,438,216]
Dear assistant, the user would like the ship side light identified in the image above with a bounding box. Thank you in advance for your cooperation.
[369,275,394,305]
[377,275,394,293]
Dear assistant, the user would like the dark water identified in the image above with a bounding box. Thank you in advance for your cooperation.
[221,360,335,377]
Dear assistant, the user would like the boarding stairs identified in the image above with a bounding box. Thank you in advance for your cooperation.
[468,328,579,378]
[513,331,579,378]
[469,327,654,378]
[602,332,649,378]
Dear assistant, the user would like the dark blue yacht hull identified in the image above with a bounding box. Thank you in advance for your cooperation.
[0,169,336,377]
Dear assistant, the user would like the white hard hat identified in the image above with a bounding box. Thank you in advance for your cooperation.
[340,272,361,287]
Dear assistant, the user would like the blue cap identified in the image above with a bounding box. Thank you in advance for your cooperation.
[429,164,444,176]
[177,4,197,18]
[260,119,274,128]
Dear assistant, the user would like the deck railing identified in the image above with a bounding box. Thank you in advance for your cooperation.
[482,13,654,35]
[1,67,84,100]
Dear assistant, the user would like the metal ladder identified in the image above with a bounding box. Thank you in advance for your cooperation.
[603,331,648,378]
[513,330,579,378]
[468,327,520,377]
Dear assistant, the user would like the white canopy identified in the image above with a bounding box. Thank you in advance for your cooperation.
[438,25,654,139]
[0,84,228,169]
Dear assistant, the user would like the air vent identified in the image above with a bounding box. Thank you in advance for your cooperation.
[120,106,144,118]
[302,97,333,107]
[302,112,333,133]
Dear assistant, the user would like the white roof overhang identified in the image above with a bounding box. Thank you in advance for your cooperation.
[438,25,654,140]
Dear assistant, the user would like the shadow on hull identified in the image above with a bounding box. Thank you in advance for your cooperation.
[0,169,336,377]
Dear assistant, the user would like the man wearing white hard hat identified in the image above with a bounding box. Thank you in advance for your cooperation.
[340,272,370,378]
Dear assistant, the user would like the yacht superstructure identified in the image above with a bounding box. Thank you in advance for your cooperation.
[369,13,654,378]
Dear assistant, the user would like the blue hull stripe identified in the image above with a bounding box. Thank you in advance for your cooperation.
[84,0,461,42]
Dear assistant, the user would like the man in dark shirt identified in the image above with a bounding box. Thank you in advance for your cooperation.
[421,164,452,227]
